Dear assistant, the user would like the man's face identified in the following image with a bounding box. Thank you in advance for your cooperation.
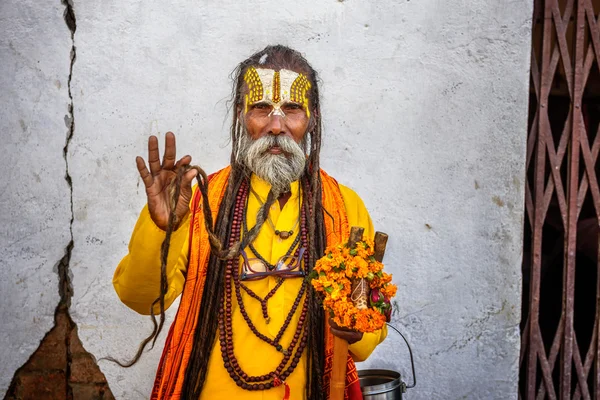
[241,67,312,146]
[235,66,313,194]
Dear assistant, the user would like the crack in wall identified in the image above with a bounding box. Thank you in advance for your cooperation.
[4,4,103,398]
[62,0,76,243]
[60,0,76,397]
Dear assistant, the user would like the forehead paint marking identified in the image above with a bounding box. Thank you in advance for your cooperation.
[243,67,311,118]
[289,73,311,118]
[244,67,264,114]
[272,71,281,103]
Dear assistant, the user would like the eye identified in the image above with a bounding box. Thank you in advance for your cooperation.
[283,103,303,111]
[251,103,270,110]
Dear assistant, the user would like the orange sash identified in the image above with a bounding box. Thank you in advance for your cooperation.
[151,167,362,400]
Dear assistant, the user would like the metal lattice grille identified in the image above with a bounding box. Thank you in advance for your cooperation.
[520,0,600,398]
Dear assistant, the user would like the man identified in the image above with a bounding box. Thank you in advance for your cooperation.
[113,45,386,399]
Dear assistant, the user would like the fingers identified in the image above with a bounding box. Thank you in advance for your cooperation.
[329,317,362,344]
[147,135,161,176]
[330,326,363,344]
[162,132,176,170]
[136,156,154,188]
[179,168,197,203]
[174,155,192,170]
[329,317,350,332]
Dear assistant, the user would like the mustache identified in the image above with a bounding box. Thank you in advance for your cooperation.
[235,131,307,196]
[251,135,302,155]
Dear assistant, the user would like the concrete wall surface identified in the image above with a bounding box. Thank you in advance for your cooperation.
[1,0,532,399]
[0,0,73,394]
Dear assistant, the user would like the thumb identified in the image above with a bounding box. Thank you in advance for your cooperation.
[179,169,197,202]
[181,169,197,191]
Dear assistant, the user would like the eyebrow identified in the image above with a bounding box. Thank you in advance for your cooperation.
[281,100,303,106]
[249,101,271,106]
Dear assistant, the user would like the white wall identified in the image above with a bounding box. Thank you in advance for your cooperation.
[0,0,72,393]
[1,0,532,398]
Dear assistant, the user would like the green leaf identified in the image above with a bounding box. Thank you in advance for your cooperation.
[306,270,318,281]
[325,286,333,294]
[349,249,358,256]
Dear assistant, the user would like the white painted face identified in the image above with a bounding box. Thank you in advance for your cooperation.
[243,67,311,118]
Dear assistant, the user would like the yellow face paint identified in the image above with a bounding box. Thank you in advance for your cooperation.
[243,67,311,118]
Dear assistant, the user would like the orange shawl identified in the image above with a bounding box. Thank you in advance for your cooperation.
[151,167,362,400]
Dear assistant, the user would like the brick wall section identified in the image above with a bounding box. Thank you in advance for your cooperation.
[5,305,114,400]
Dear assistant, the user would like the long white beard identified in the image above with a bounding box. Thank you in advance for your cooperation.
[235,132,306,196]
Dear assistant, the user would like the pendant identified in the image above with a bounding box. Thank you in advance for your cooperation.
[276,230,293,239]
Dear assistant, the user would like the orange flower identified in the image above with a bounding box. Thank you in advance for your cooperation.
[381,284,397,299]
[311,236,398,332]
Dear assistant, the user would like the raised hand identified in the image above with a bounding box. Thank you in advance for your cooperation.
[136,132,197,231]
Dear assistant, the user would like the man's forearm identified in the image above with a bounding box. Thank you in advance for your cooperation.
[113,204,190,315]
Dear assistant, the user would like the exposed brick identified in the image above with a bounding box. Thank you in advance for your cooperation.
[9,371,67,400]
[21,320,69,373]
[69,326,87,356]
[69,354,108,384]
[7,302,114,398]
[71,383,114,400]
[24,333,67,372]
[101,385,116,400]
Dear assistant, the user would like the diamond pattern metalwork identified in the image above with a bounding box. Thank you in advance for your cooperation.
[521,0,600,398]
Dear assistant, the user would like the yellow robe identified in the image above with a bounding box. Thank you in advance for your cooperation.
[113,174,386,399]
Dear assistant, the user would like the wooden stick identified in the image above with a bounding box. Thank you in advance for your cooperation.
[348,226,364,248]
[373,231,389,262]
[330,226,364,400]
[330,335,349,400]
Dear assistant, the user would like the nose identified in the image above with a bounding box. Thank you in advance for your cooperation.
[267,114,284,136]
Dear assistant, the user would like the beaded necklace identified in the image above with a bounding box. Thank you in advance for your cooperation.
[219,179,310,391]
[239,196,307,324]
[249,186,301,240]
[243,189,301,271]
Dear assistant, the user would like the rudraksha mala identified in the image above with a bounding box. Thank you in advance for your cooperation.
[218,179,310,391]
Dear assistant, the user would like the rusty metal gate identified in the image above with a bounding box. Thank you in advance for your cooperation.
[520,0,600,398]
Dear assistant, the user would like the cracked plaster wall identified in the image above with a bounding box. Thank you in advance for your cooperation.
[0,0,73,395]
[2,0,532,399]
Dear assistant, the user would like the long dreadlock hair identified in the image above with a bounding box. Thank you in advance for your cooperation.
[181,45,328,399]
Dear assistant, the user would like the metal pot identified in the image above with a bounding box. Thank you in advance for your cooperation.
[358,369,404,400]
[358,324,416,400]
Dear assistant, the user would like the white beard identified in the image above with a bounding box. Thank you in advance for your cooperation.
[235,131,306,196]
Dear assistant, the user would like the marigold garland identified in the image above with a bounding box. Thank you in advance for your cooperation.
[310,238,397,333]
